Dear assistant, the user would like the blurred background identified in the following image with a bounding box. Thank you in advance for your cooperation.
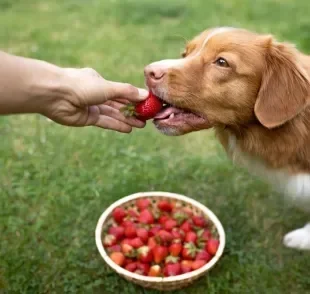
[1,0,310,293]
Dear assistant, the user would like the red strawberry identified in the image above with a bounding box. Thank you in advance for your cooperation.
[191,260,206,270]
[171,229,185,241]
[103,234,116,247]
[139,209,154,225]
[136,198,151,211]
[109,252,125,266]
[182,243,197,260]
[149,225,162,237]
[137,246,153,263]
[112,207,127,223]
[121,243,135,257]
[108,226,125,240]
[181,260,193,274]
[164,263,181,277]
[157,230,173,244]
[121,238,132,246]
[130,237,144,248]
[122,92,163,121]
[164,219,178,231]
[195,250,212,262]
[157,200,173,212]
[180,221,192,233]
[147,237,158,250]
[148,265,161,277]
[206,239,220,255]
[199,229,212,241]
[135,262,150,275]
[107,244,121,253]
[184,231,197,244]
[124,225,137,238]
[125,262,138,272]
[121,220,135,228]
[127,209,139,219]
[158,215,170,226]
[192,215,207,228]
[152,245,169,263]
[136,227,149,243]
[169,242,182,257]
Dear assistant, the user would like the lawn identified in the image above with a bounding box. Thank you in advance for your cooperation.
[1,0,310,293]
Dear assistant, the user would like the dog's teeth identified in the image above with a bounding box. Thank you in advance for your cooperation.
[169,113,175,119]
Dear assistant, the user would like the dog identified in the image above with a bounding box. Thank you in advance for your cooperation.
[144,27,310,250]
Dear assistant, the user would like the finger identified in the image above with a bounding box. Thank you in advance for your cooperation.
[104,100,126,110]
[94,115,133,133]
[98,105,146,128]
[106,82,149,102]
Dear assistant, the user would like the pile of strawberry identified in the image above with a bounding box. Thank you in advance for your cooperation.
[103,198,220,277]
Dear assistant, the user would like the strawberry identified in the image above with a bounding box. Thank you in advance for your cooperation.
[158,215,170,226]
[136,198,151,211]
[192,215,207,228]
[184,231,197,244]
[121,243,135,257]
[199,229,212,241]
[103,234,116,247]
[206,239,219,255]
[137,246,153,263]
[195,250,212,262]
[124,258,134,266]
[152,245,169,263]
[147,237,158,250]
[121,220,135,228]
[130,237,144,248]
[109,252,125,266]
[124,225,137,238]
[157,230,173,244]
[122,92,163,121]
[135,262,150,275]
[107,244,121,253]
[149,225,162,237]
[138,209,154,225]
[181,260,193,274]
[164,262,181,277]
[169,242,182,257]
[163,219,178,231]
[125,262,138,272]
[157,200,173,212]
[127,209,139,219]
[171,229,185,241]
[173,211,189,225]
[182,243,197,260]
[136,227,149,243]
[108,226,125,240]
[148,265,161,277]
[180,221,192,233]
[191,260,206,271]
[112,207,127,223]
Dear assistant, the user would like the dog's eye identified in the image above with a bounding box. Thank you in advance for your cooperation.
[215,57,229,68]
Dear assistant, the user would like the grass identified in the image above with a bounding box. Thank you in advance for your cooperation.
[1,0,310,293]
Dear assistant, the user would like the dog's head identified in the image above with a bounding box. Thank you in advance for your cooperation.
[145,27,310,135]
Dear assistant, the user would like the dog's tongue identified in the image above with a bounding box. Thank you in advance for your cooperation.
[154,106,184,119]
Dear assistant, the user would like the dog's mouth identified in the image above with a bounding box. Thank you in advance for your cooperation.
[152,96,211,134]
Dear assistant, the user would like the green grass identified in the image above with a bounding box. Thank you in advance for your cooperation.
[1,0,310,293]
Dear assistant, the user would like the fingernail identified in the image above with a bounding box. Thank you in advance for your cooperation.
[138,88,149,99]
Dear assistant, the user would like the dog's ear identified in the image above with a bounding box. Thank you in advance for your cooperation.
[254,36,310,129]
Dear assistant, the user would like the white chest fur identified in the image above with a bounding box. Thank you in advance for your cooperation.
[227,134,310,209]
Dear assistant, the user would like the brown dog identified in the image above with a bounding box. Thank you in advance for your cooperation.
[144,27,310,250]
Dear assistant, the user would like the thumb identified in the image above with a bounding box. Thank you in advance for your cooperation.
[106,81,149,102]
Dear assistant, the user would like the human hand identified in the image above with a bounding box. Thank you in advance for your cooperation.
[43,68,149,133]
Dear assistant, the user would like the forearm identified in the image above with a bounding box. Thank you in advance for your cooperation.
[0,51,67,115]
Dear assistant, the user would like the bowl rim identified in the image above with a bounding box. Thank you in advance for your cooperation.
[95,191,226,283]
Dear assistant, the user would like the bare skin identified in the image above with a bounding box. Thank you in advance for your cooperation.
[0,51,148,133]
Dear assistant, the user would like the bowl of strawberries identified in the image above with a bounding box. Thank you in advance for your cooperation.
[95,192,225,291]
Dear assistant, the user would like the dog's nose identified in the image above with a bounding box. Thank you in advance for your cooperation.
[144,64,166,87]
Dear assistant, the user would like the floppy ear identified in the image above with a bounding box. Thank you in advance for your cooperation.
[254,37,310,129]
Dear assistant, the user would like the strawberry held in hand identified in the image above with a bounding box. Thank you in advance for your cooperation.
[121,91,163,121]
